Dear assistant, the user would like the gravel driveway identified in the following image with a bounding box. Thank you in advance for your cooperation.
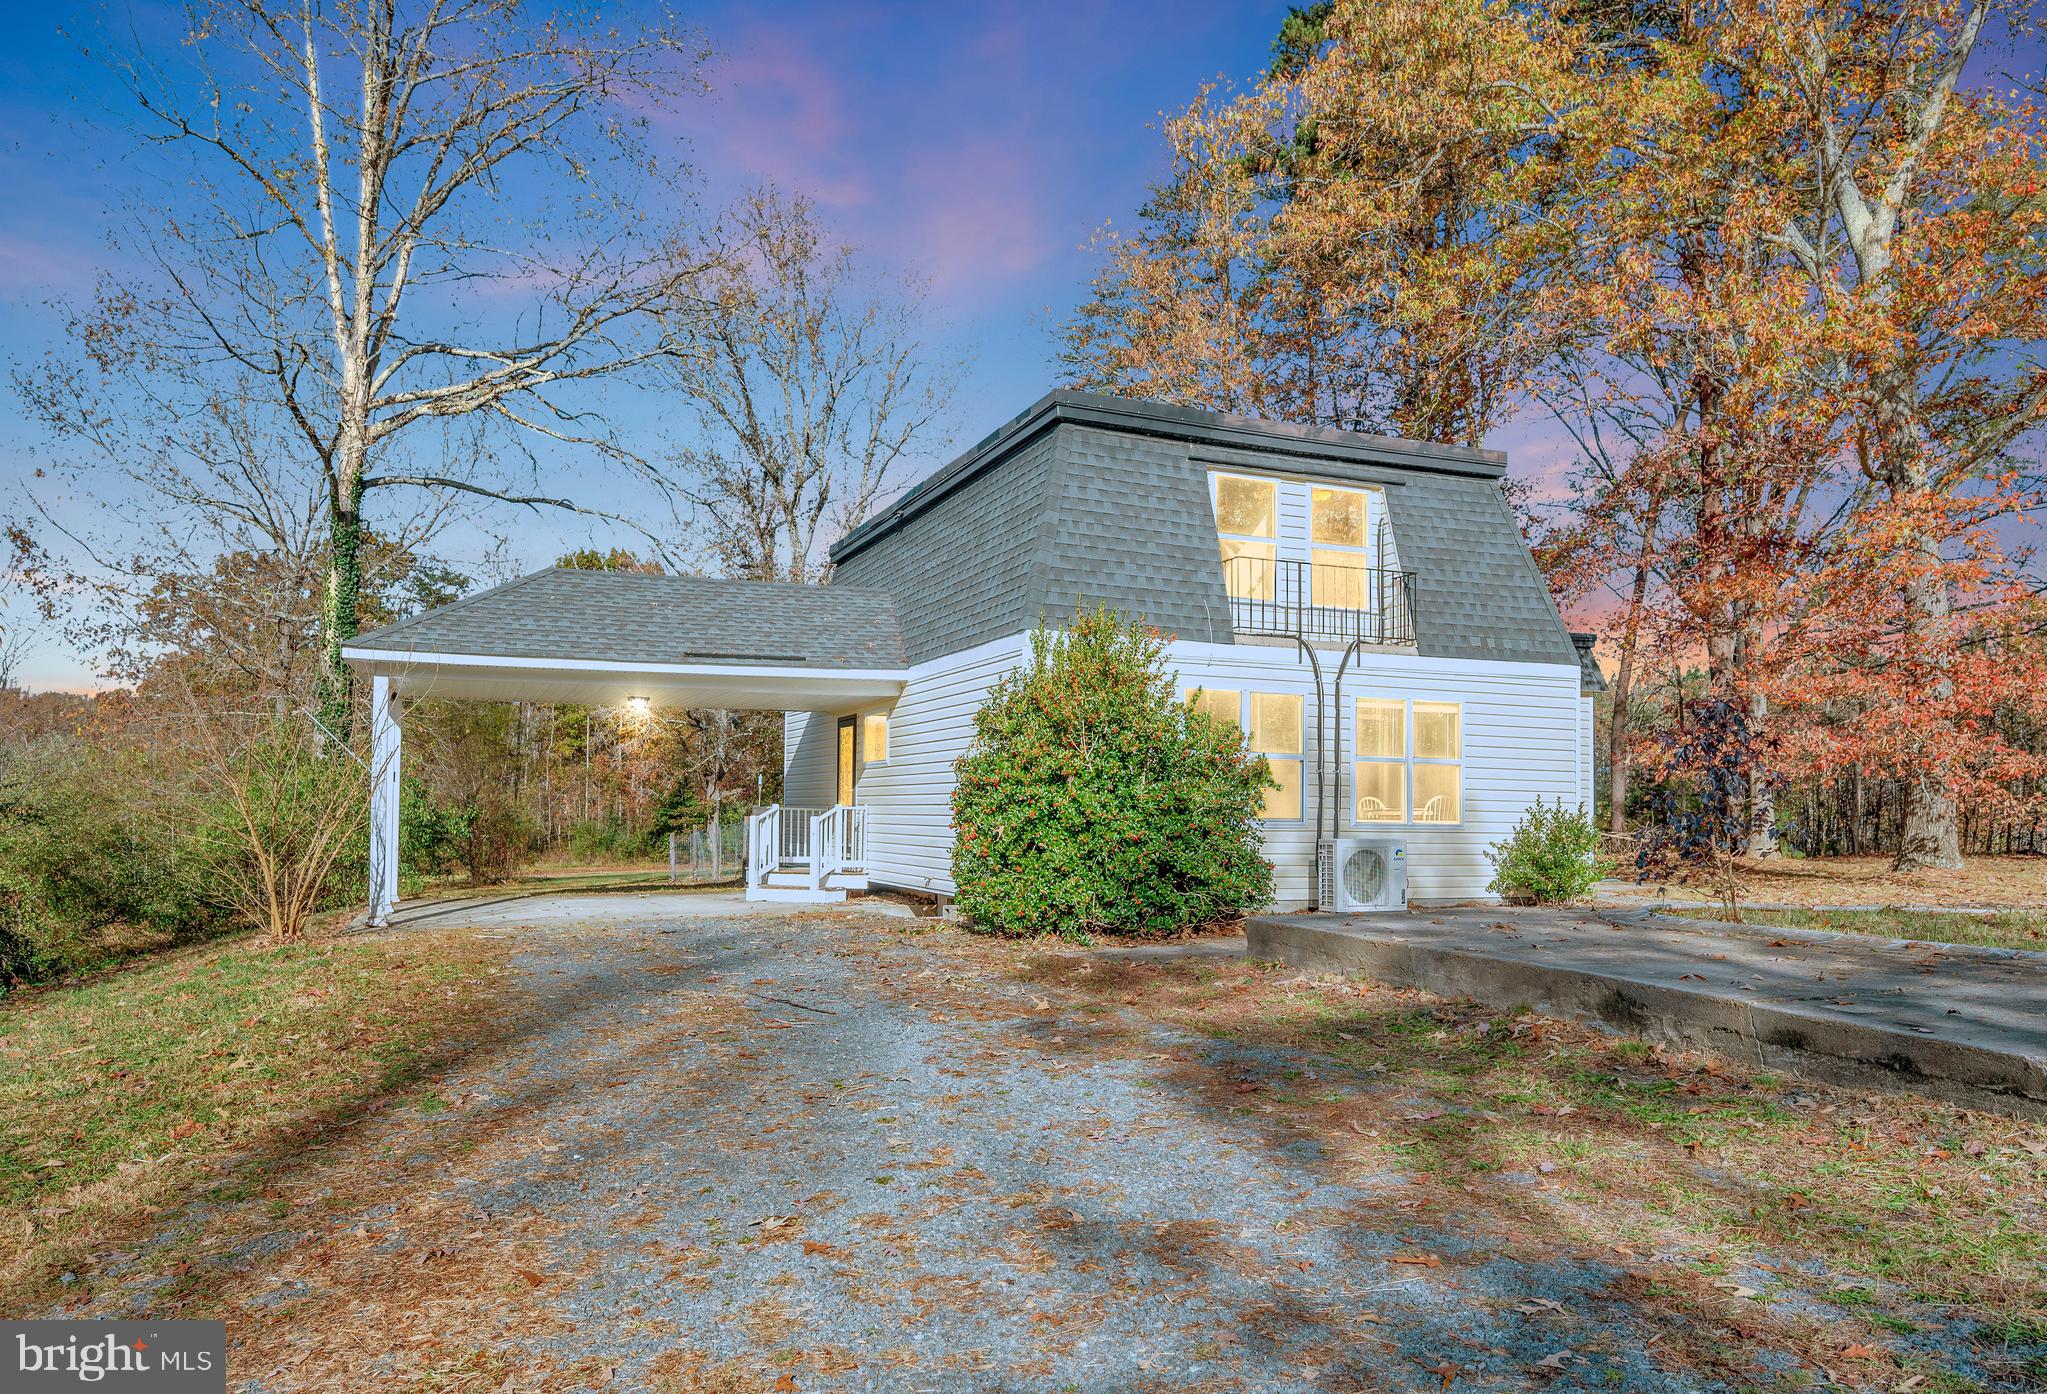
[76,901,1874,1391]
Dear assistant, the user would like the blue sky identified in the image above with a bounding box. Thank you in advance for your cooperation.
[2,3,2039,690]
[0,1,1294,690]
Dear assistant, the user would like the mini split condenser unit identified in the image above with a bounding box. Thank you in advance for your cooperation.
[1317,837,1409,912]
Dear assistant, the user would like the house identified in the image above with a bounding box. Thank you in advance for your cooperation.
[343,390,1603,921]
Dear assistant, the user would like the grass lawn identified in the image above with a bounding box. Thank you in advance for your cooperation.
[1669,905,2047,953]
[0,927,512,1312]
[1601,853,2047,911]
[959,933,2047,1389]
[409,864,735,902]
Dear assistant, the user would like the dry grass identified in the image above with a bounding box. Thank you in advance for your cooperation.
[0,926,512,1311]
[1603,853,2047,910]
[916,927,2047,1387]
[1669,905,2047,953]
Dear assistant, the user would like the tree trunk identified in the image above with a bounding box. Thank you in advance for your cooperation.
[318,462,367,735]
[1746,689,1779,857]
[1874,370,1964,870]
[1606,523,1657,839]
[1898,771,1962,869]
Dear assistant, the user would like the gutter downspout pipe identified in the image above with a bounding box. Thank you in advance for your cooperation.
[1329,639,1366,844]
[1292,637,1326,895]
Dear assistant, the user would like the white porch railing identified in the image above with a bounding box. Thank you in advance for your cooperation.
[745,805,782,887]
[744,803,870,898]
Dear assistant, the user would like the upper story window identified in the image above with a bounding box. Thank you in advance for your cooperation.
[1311,486,1370,608]
[1213,471,1382,608]
[1214,474,1279,601]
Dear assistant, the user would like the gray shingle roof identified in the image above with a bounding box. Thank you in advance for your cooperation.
[1571,633,1608,693]
[831,390,1580,671]
[345,568,906,670]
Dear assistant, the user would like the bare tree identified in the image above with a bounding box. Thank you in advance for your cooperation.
[660,188,954,582]
[60,0,710,728]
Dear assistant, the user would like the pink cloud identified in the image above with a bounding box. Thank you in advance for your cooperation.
[0,235,98,296]
[900,139,1053,292]
[701,25,874,208]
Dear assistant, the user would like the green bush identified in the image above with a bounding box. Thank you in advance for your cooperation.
[399,775,472,884]
[457,794,536,885]
[1486,798,1611,904]
[0,741,218,983]
[950,608,1275,939]
[565,816,650,863]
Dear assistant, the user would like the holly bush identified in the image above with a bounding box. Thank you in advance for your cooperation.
[950,608,1275,939]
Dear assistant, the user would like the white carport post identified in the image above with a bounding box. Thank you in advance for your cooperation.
[367,673,402,927]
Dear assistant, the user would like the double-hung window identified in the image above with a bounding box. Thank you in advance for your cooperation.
[1352,698,1463,825]
[1213,474,1278,601]
[1310,486,1371,610]
[1187,686,1304,822]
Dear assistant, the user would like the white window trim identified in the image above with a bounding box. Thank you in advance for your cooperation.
[1184,684,1306,825]
[1347,695,1465,829]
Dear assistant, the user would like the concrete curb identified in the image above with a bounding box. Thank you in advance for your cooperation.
[1246,914,2047,1120]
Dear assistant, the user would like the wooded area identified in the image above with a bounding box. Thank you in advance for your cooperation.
[2,0,2042,983]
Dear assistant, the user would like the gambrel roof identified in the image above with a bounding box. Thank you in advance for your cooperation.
[830,391,1582,671]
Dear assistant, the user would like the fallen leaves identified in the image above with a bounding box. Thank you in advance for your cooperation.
[1388,1252,1443,1268]
[751,1215,802,1243]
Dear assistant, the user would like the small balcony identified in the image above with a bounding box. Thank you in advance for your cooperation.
[1223,556,1416,646]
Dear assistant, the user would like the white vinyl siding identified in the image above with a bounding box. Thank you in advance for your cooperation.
[1579,695,1596,813]
[781,711,840,808]
[788,630,1585,909]
[838,633,1030,897]
[1168,639,1583,906]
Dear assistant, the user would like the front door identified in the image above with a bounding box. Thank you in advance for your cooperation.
[836,716,856,805]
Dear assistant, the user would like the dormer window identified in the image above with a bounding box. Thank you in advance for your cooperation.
[1310,485,1371,609]
[1213,471,1383,605]
[1214,474,1279,601]
[1213,469,1413,645]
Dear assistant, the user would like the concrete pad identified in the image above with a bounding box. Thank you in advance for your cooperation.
[1247,905,2047,1118]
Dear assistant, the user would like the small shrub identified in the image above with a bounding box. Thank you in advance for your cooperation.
[399,776,472,881]
[565,816,649,863]
[950,608,1275,939]
[187,714,369,941]
[0,741,216,983]
[457,795,537,885]
[1487,799,1610,905]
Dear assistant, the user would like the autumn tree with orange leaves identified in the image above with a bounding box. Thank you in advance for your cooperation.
[1069,0,2047,869]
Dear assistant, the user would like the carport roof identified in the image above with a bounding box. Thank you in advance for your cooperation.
[344,567,907,670]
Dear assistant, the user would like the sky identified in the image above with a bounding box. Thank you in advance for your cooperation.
[1,3,2039,691]
[0,0,1304,691]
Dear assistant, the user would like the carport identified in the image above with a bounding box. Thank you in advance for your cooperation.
[341,567,908,924]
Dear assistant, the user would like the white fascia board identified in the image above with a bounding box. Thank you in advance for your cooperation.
[339,646,910,686]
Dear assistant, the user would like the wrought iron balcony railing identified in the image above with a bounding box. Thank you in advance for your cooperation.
[1223,556,1416,646]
